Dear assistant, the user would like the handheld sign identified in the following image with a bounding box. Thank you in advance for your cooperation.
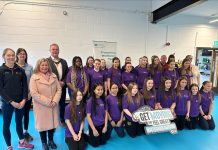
[132,105,177,135]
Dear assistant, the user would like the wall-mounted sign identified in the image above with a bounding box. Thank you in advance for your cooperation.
[132,106,177,135]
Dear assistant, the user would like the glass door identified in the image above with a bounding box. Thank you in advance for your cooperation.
[196,47,218,91]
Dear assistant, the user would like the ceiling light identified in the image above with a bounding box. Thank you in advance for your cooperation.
[209,19,218,23]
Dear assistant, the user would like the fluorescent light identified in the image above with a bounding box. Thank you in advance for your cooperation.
[209,19,218,23]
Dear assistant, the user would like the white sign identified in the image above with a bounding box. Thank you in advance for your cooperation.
[93,41,117,68]
[132,106,177,135]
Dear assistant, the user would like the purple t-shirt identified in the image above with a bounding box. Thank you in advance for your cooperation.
[178,68,192,86]
[151,67,162,88]
[86,97,106,126]
[88,69,106,89]
[134,66,150,89]
[157,89,176,108]
[106,94,121,122]
[163,70,178,88]
[200,90,214,113]
[66,69,86,92]
[107,67,122,88]
[84,65,94,75]
[143,91,156,109]
[64,104,82,137]
[122,95,144,121]
[101,68,108,78]
[190,95,201,117]
[175,90,190,116]
[121,71,136,87]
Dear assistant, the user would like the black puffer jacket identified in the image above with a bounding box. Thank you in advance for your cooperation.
[0,63,28,104]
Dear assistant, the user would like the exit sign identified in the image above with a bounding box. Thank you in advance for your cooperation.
[214,41,218,47]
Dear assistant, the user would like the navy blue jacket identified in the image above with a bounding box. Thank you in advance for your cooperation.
[0,63,28,104]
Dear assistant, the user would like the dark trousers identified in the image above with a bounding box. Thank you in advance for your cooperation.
[23,99,32,130]
[88,124,108,147]
[107,121,125,138]
[199,113,215,130]
[39,129,55,144]
[59,87,66,123]
[65,135,85,150]
[176,115,186,130]
[186,116,199,130]
[124,119,144,138]
[2,102,24,146]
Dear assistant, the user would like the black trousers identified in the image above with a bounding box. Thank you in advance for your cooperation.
[175,115,186,130]
[124,119,144,138]
[65,134,85,150]
[59,87,66,123]
[23,99,32,130]
[88,124,108,147]
[39,129,55,144]
[186,116,199,130]
[107,121,125,138]
[199,113,215,130]
[2,102,24,146]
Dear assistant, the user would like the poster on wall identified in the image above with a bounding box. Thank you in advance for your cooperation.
[93,41,117,68]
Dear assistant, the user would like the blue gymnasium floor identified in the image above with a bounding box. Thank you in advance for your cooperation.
[0,98,217,150]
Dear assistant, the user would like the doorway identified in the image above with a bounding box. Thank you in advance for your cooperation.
[196,47,218,92]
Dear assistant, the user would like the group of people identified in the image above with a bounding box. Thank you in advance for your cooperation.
[0,43,216,150]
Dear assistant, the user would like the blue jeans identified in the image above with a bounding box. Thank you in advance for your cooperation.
[2,102,24,146]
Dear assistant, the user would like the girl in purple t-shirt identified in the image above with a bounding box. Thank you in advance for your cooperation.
[175,77,191,130]
[106,83,125,138]
[150,55,163,89]
[199,81,215,130]
[84,56,94,75]
[186,84,201,130]
[107,57,122,95]
[88,59,107,96]
[156,77,176,117]
[141,78,157,109]
[65,90,86,150]
[86,83,108,147]
[122,83,144,138]
[178,58,193,88]
[121,62,136,93]
[163,60,178,89]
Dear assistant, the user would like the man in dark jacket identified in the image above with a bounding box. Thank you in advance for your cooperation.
[47,43,68,126]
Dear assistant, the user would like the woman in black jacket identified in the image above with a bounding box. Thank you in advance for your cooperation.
[0,48,34,150]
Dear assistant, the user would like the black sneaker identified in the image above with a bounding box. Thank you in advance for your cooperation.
[48,141,57,149]
[24,132,34,142]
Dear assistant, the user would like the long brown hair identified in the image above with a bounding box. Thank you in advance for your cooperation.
[70,90,85,123]
[190,83,201,103]
[176,76,188,97]
[142,78,157,103]
[125,82,141,106]
[181,58,192,77]
[150,55,162,76]
[160,77,174,101]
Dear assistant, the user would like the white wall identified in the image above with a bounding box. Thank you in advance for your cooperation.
[0,0,218,67]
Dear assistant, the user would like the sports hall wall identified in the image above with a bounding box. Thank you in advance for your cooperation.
[0,0,218,66]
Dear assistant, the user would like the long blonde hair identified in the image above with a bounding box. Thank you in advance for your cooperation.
[125,82,141,106]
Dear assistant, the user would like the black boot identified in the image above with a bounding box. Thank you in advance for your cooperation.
[42,143,49,150]
[48,141,57,149]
